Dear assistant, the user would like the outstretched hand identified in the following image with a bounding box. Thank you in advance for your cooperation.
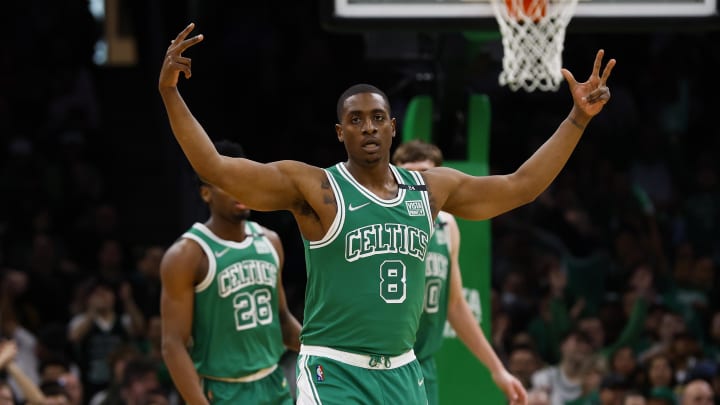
[493,369,528,405]
[561,49,616,119]
[158,23,204,90]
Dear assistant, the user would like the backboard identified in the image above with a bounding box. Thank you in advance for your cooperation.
[320,0,720,31]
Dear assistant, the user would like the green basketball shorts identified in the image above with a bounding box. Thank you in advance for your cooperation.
[419,356,439,405]
[201,364,293,404]
[296,345,428,405]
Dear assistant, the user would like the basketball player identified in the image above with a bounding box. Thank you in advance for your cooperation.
[159,22,614,405]
[393,140,526,405]
[160,140,301,405]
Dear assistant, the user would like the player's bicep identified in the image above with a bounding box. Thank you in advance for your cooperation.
[217,158,320,212]
[437,170,528,220]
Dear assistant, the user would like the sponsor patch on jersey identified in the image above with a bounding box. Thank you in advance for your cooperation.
[405,200,425,216]
[254,241,270,254]
[315,365,325,382]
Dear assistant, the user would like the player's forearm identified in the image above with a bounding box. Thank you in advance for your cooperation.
[162,342,209,405]
[159,87,223,184]
[280,311,302,352]
[512,106,589,201]
[447,300,506,376]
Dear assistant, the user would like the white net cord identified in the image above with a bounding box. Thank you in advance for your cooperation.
[490,0,579,92]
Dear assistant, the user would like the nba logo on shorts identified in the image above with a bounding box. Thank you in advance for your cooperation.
[315,365,325,382]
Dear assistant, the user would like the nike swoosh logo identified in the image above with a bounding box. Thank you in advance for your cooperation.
[214,247,231,258]
[348,202,371,211]
[418,378,424,386]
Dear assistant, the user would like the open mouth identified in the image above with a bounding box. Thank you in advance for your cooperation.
[362,142,380,153]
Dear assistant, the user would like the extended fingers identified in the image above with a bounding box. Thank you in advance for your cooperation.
[169,23,204,54]
[591,49,604,79]
[173,23,195,44]
[561,68,577,88]
[175,33,204,54]
[600,58,616,86]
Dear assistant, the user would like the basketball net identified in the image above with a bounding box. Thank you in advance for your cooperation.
[490,0,578,92]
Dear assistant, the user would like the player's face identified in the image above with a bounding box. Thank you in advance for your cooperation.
[336,93,396,165]
[397,159,435,171]
[203,184,250,222]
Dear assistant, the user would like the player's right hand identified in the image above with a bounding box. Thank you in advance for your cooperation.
[158,23,204,90]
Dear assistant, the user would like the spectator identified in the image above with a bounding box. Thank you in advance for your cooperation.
[531,329,595,404]
[67,278,144,400]
[679,378,713,405]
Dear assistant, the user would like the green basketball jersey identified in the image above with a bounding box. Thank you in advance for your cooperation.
[301,163,434,356]
[414,211,453,361]
[182,222,285,377]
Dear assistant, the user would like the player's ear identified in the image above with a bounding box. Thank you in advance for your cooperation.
[391,117,397,137]
[335,123,344,143]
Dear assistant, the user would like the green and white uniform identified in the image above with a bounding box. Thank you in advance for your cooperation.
[183,222,292,405]
[297,163,433,404]
[414,211,453,405]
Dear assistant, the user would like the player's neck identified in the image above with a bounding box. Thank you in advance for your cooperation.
[344,160,396,192]
[205,217,248,243]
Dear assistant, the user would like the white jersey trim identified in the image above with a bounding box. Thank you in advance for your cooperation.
[336,163,406,207]
[200,364,277,383]
[300,345,416,369]
[191,222,254,249]
[296,354,323,404]
[181,232,217,293]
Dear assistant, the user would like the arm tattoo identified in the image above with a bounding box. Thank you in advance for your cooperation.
[321,179,336,207]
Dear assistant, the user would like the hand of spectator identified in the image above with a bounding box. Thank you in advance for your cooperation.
[0,340,18,369]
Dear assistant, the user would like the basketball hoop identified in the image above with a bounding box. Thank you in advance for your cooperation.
[490,0,578,92]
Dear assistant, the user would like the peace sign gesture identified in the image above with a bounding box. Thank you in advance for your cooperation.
[561,49,616,119]
[158,23,204,90]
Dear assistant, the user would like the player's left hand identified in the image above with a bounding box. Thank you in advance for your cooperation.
[561,49,616,119]
[158,22,204,90]
[492,369,528,405]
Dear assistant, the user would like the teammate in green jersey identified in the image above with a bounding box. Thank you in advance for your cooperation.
[393,140,526,405]
[160,140,302,405]
[158,22,614,405]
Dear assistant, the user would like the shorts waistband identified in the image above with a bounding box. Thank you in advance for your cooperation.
[200,364,277,383]
[300,345,416,370]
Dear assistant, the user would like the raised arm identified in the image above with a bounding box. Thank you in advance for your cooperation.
[428,49,616,220]
[160,239,209,405]
[158,23,323,216]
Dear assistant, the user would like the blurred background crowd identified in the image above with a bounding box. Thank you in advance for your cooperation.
[1,1,720,404]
